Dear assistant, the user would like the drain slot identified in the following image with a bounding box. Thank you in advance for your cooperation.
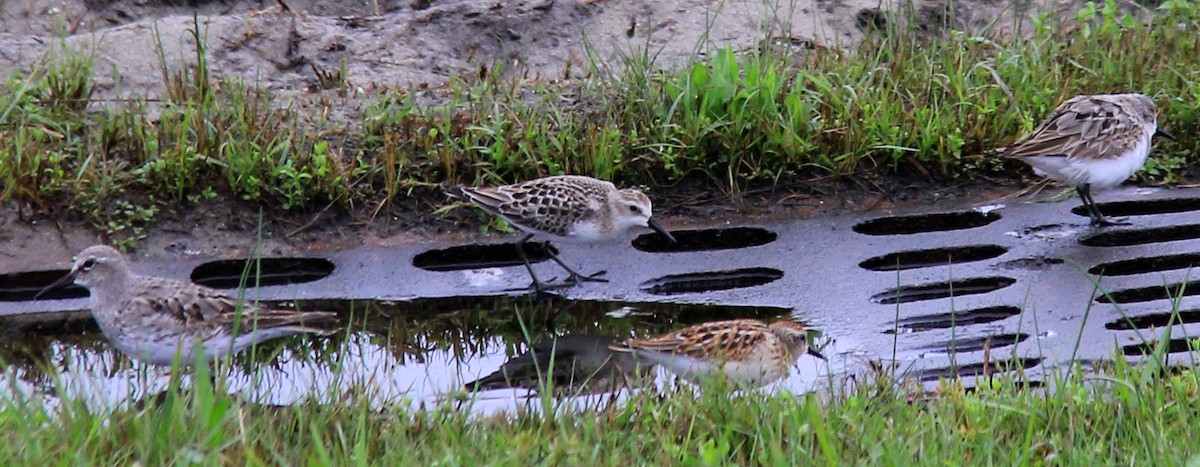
[1080,224,1200,247]
[995,256,1064,271]
[640,268,783,295]
[191,258,336,289]
[1105,308,1200,330]
[871,277,1016,304]
[914,357,1043,382]
[412,243,556,272]
[853,211,1001,236]
[1095,281,1200,304]
[885,305,1022,333]
[1071,198,1200,218]
[632,227,776,253]
[0,270,90,302]
[920,333,1030,354]
[1089,253,1200,277]
[1121,338,1196,356]
[859,245,1007,271]
[963,380,1045,394]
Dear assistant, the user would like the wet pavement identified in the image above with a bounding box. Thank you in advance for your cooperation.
[4,185,1200,408]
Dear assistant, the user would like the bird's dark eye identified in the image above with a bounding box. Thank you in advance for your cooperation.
[628,205,640,213]
[81,259,96,271]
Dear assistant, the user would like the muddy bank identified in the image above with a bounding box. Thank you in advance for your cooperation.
[0,0,1051,103]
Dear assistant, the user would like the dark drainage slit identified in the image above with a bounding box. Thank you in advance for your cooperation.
[853,211,1001,236]
[1089,253,1200,277]
[412,243,556,272]
[1106,308,1200,330]
[1080,224,1200,247]
[1095,281,1200,304]
[963,380,1045,394]
[914,357,1043,382]
[884,305,1022,333]
[640,268,783,295]
[0,270,89,302]
[632,227,776,253]
[859,245,1007,271]
[920,333,1030,354]
[995,256,1064,271]
[1071,198,1200,218]
[191,258,336,289]
[1121,338,1196,356]
[871,277,1016,304]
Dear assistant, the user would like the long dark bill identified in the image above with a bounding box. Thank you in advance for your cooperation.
[807,347,828,361]
[1156,128,1177,141]
[647,217,678,243]
[33,270,77,299]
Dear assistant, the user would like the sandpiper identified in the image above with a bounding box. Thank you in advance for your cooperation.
[999,93,1176,226]
[41,245,337,366]
[463,335,655,396]
[444,175,676,291]
[609,319,825,388]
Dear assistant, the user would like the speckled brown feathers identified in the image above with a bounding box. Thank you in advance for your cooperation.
[608,319,823,387]
[620,319,774,362]
[122,276,334,338]
[999,93,1159,162]
[46,245,337,366]
[447,175,612,237]
[996,93,1173,226]
[443,175,675,291]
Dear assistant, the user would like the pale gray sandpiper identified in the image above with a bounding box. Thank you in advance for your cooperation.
[462,335,655,396]
[609,319,825,388]
[999,93,1176,226]
[41,245,337,366]
[444,175,677,291]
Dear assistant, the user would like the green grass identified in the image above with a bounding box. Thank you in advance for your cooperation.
[3,2,1200,245]
[1,355,1198,464]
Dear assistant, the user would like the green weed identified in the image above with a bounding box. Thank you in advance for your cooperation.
[2,1,1200,239]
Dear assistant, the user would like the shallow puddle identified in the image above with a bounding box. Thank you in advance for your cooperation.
[0,297,832,413]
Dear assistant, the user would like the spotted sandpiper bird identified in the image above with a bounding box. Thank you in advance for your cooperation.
[444,175,676,291]
[610,319,825,388]
[999,93,1175,226]
[41,245,336,366]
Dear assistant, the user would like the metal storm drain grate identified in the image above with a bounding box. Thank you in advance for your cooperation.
[849,189,1200,386]
[9,187,1200,395]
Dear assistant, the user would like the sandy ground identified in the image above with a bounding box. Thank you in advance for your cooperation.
[0,0,1052,266]
[0,0,1060,102]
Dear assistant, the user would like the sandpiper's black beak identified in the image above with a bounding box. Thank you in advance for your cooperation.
[1156,128,1177,141]
[807,347,827,361]
[34,270,77,299]
[647,217,677,243]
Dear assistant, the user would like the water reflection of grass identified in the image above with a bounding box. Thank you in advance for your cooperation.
[0,301,1198,462]
[341,296,794,364]
[0,296,794,393]
[0,356,1195,463]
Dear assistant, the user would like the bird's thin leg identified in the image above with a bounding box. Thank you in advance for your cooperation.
[542,241,608,285]
[1078,184,1128,226]
[515,234,552,292]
